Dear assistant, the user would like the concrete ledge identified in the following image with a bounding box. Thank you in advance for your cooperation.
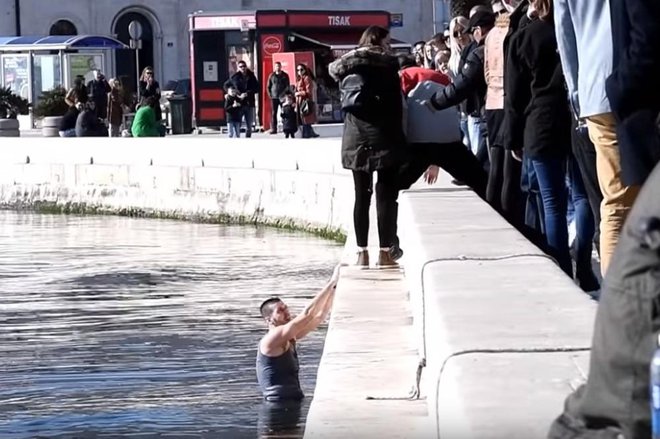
[0,138,351,241]
[399,182,596,438]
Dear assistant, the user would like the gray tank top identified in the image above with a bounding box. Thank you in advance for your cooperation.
[256,342,304,401]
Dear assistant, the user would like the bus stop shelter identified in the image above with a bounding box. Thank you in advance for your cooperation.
[0,35,128,106]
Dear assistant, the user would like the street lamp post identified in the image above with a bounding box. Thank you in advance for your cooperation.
[128,20,143,103]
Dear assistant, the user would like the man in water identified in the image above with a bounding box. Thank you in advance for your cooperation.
[257,264,341,401]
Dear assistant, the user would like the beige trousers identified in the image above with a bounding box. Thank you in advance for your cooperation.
[586,113,641,275]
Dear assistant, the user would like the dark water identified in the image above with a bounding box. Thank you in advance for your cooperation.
[0,212,343,439]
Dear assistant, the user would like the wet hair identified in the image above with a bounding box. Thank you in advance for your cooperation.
[260,297,282,320]
[358,25,390,48]
[397,54,417,70]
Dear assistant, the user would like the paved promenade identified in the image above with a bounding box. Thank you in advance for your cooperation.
[304,171,596,438]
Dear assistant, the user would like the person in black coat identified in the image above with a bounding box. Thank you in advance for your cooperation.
[87,71,111,120]
[267,62,290,134]
[280,92,298,139]
[329,25,404,269]
[606,0,660,187]
[504,0,573,277]
[224,61,260,138]
[138,66,162,122]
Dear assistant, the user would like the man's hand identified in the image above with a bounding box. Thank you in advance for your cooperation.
[421,100,437,113]
[512,149,523,162]
[330,263,346,286]
[423,165,439,184]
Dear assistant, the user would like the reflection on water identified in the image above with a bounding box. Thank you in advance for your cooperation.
[0,211,342,438]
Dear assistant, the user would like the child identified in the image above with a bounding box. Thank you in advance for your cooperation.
[280,92,298,139]
[225,86,245,138]
[434,50,451,77]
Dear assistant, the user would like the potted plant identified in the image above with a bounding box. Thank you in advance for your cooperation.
[33,86,69,137]
[0,86,29,137]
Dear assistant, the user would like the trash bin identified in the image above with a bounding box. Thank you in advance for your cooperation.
[167,96,193,135]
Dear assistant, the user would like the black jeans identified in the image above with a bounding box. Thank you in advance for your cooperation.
[571,119,602,254]
[270,98,280,133]
[397,142,488,197]
[352,169,399,248]
[487,146,524,226]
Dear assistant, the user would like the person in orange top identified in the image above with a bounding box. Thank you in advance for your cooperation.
[294,64,319,138]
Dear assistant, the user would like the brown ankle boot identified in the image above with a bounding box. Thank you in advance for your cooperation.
[355,250,369,268]
[376,250,399,269]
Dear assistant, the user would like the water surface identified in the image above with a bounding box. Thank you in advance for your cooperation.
[0,211,342,438]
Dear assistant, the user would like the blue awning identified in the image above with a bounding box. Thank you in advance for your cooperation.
[0,35,128,52]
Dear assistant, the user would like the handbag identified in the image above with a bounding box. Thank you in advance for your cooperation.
[339,73,380,114]
[300,99,315,117]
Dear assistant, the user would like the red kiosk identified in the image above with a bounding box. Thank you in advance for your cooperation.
[188,10,409,131]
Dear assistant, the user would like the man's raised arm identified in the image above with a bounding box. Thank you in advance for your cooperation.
[270,264,342,344]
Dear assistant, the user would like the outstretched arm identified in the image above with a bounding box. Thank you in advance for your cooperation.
[264,264,342,347]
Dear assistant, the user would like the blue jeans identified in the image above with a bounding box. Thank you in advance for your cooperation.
[242,107,254,138]
[467,115,481,156]
[531,157,572,277]
[460,116,469,148]
[228,122,241,138]
[521,156,545,237]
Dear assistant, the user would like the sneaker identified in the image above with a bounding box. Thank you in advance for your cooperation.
[355,250,369,268]
[451,179,466,186]
[376,250,399,269]
[269,131,277,135]
[389,245,404,261]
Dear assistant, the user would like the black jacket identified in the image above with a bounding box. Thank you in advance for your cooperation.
[224,71,260,107]
[224,94,245,123]
[500,0,529,148]
[267,71,290,99]
[431,41,486,117]
[329,47,405,172]
[503,17,570,158]
[87,79,110,118]
[280,103,298,132]
[605,0,660,186]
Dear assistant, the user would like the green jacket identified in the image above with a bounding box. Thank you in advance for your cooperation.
[131,106,160,137]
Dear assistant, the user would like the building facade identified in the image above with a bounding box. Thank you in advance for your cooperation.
[1,1,443,86]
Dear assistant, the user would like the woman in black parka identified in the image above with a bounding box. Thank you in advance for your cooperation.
[329,25,404,269]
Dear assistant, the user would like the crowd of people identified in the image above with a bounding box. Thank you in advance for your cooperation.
[331,0,659,288]
[59,66,166,138]
[327,0,660,435]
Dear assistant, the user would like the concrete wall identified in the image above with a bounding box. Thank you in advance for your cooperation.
[0,138,353,239]
[398,184,596,438]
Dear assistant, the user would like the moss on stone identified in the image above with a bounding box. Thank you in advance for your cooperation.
[22,201,347,243]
